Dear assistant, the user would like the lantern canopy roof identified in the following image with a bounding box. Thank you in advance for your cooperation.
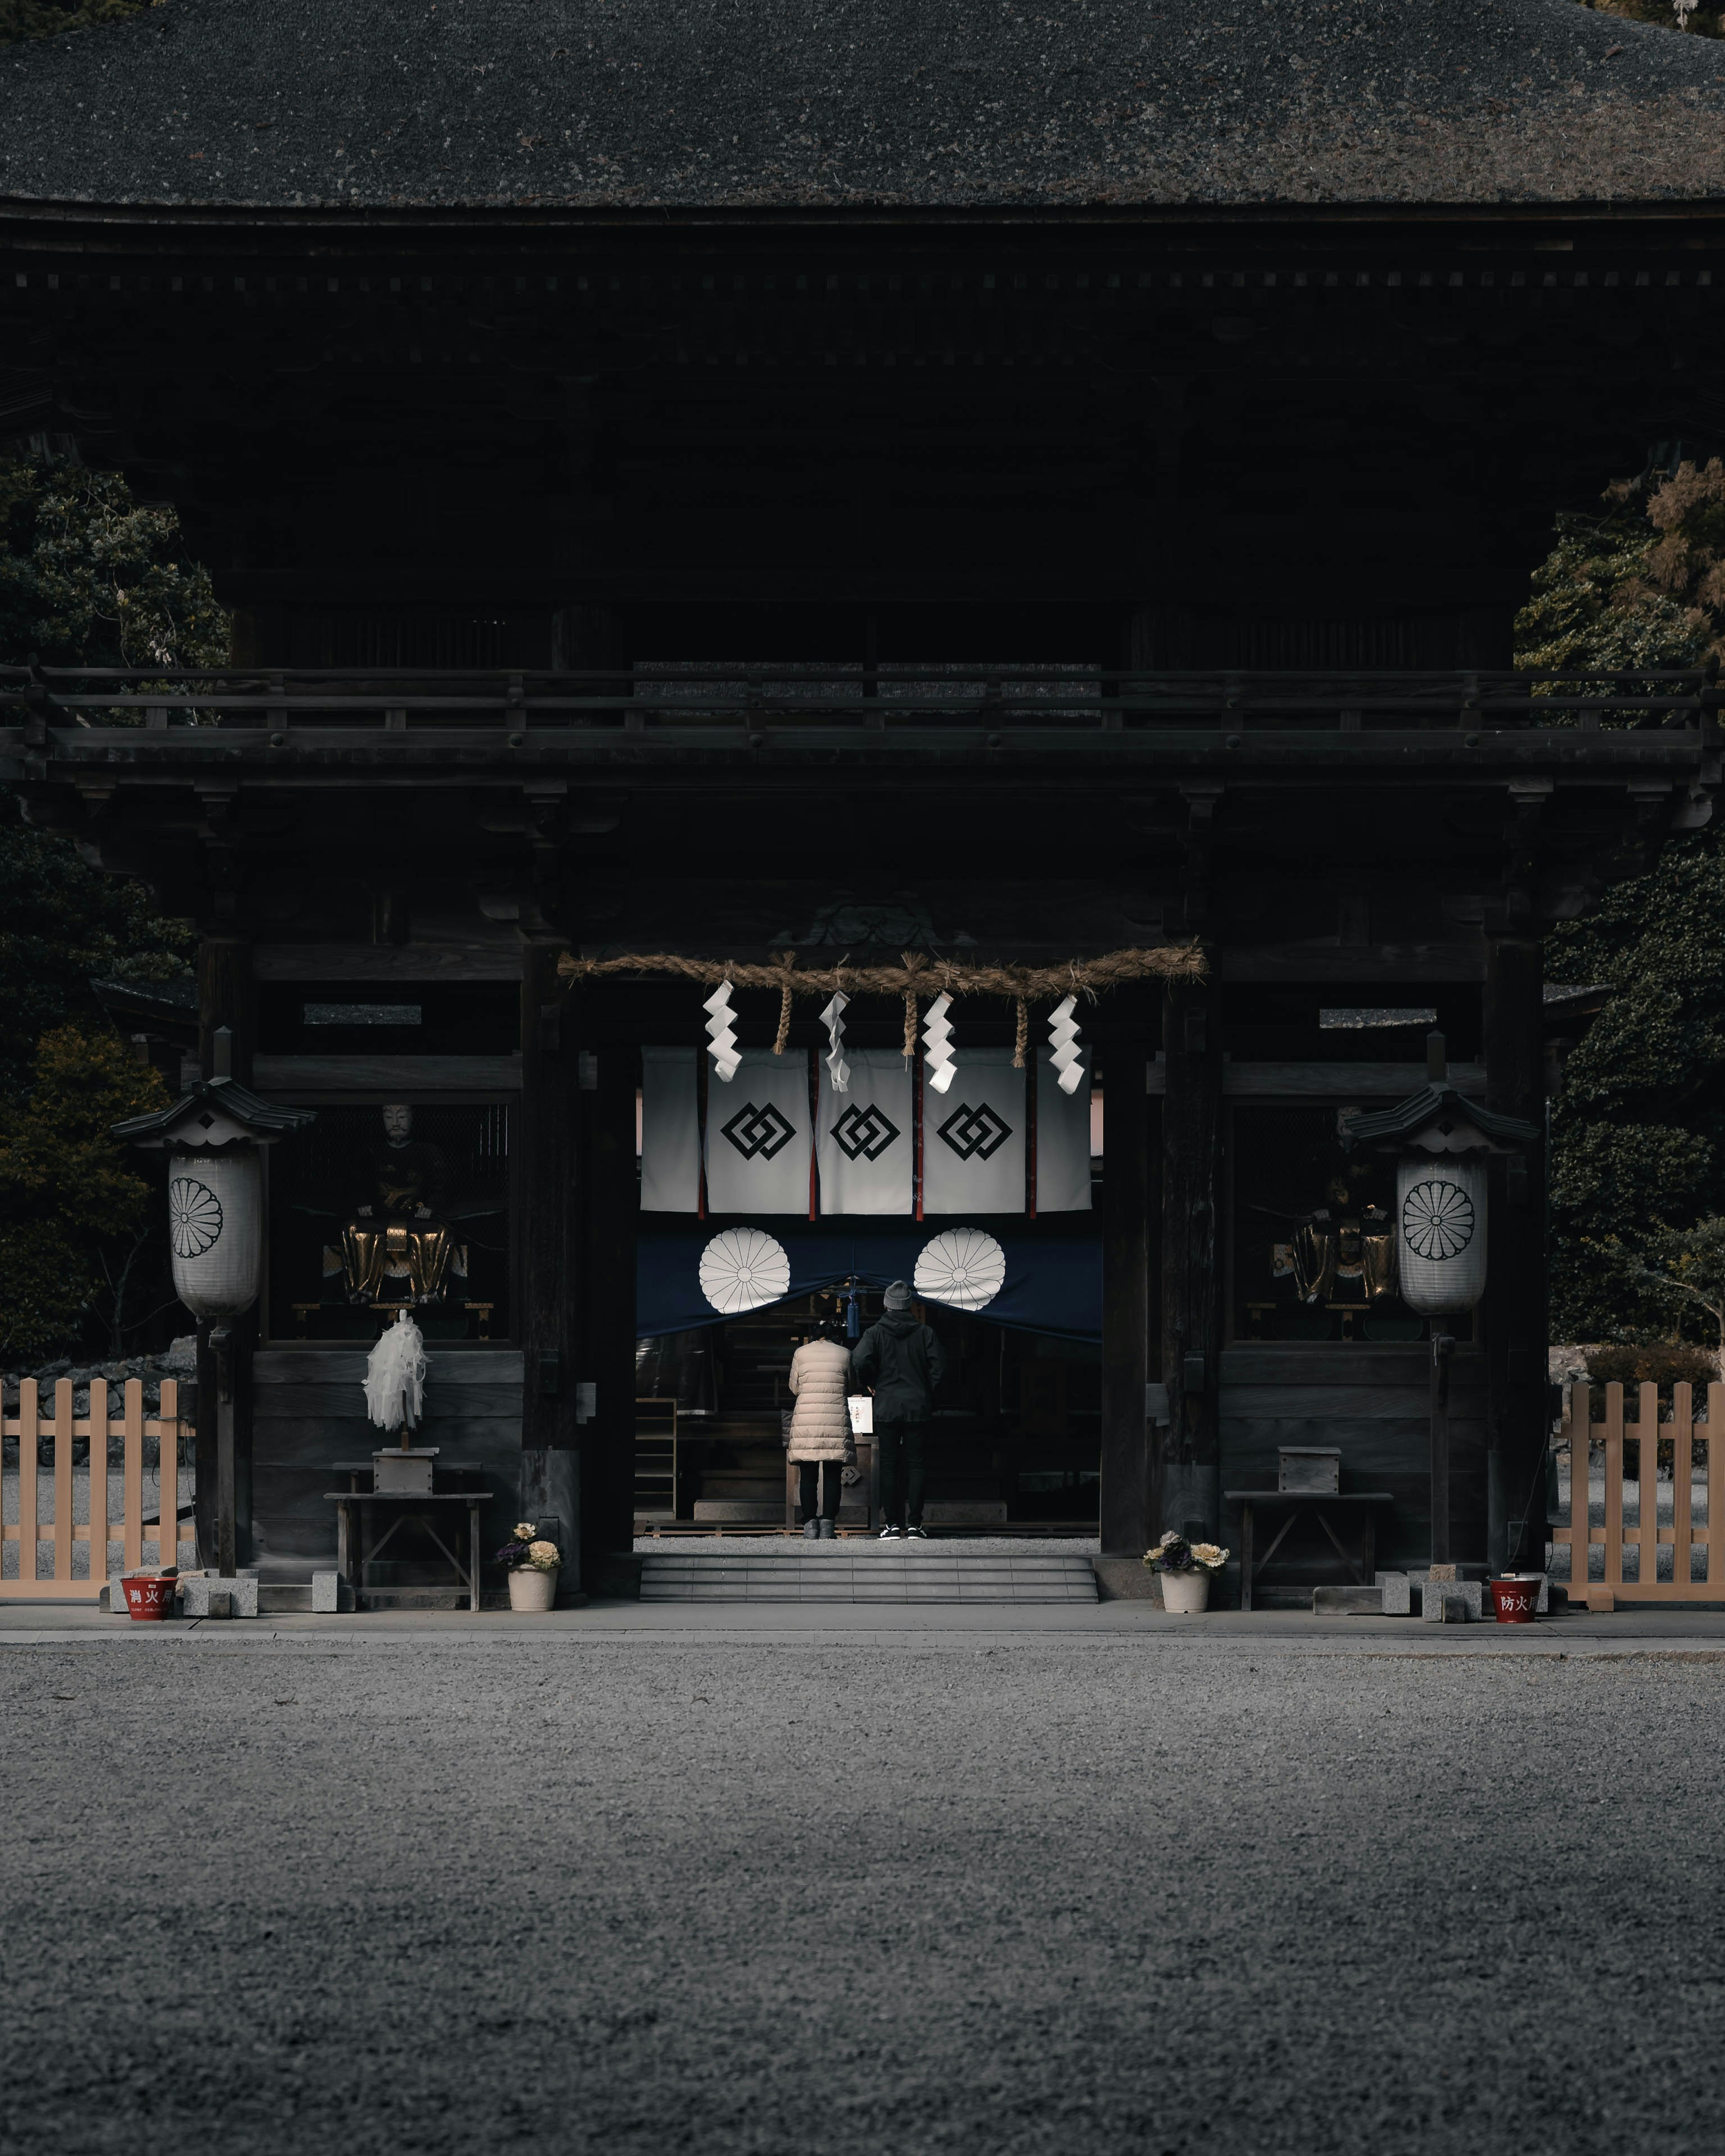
[112,1075,318,1151]
[1346,1085,1538,1157]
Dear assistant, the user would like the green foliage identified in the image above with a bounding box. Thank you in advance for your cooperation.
[0,453,217,1359]
[1514,510,1704,685]
[0,1026,168,1362]
[1632,1220,1725,1359]
[0,807,195,1107]
[0,1,149,46]
[0,453,228,673]
[1583,1340,1718,1393]
[1525,469,1725,1340]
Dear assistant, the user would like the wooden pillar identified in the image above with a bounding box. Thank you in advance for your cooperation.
[1483,936,1547,1575]
[195,937,253,1569]
[1099,1024,1151,1557]
[197,936,253,1084]
[518,942,581,1589]
[576,1011,639,1585]
[1157,974,1224,1548]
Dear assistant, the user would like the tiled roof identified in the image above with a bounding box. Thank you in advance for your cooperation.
[1,0,1722,212]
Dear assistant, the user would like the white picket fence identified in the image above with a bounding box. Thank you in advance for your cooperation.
[2,1378,195,1600]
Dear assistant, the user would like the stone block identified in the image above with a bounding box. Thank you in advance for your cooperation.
[1420,1580,1482,1623]
[1409,1573,1485,1620]
[1376,1571,1412,1616]
[1092,1558,1163,1603]
[312,1570,343,1614]
[1312,1584,1384,1614]
[180,1570,259,1618]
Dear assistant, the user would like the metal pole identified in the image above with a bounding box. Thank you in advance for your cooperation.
[212,1322,236,1578]
[1430,1332,1454,1566]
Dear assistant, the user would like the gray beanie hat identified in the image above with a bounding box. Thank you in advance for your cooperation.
[883,1280,911,1310]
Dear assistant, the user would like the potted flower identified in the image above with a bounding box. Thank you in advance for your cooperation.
[498,1521,562,1611]
[1144,1532,1230,1613]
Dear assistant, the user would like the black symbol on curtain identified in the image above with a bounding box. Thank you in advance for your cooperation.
[831,1103,902,1162]
[720,1101,797,1161]
[936,1102,1013,1161]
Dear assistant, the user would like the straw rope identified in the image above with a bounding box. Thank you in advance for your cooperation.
[557,944,1204,1004]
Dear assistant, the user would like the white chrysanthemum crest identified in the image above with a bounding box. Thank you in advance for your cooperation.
[922,992,956,1095]
[703,980,741,1083]
[820,990,851,1093]
[1047,993,1084,1096]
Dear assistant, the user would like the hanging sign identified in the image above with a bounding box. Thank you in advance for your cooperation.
[1035,1057,1092,1214]
[920,1046,1026,1215]
[640,1046,700,1212]
[168,1151,263,1317]
[701,1047,812,1215]
[818,1048,913,1216]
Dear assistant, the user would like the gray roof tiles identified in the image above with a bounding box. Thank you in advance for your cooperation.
[1,0,1722,212]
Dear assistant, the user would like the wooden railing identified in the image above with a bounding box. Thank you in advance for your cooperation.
[0,664,1719,735]
[2,1378,195,1602]
[1552,1380,1724,1611]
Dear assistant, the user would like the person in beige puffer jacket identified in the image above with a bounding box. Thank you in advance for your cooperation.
[787,1322,857,1538]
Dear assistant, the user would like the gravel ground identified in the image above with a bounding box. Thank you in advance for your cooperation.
[5,1629,1725,2155]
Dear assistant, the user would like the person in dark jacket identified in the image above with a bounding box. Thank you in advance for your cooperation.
[851,1280,947,1539]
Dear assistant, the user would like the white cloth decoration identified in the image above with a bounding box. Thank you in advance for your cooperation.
[915,1227,1007,1311]
[698,1226,792,1315]
[363,1309,427,1432]
[820,991,850,1094]
[703,981,741,1083]
[1047,993,1084,1096]
[922,992,957,1095]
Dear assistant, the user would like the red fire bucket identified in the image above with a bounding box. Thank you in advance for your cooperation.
[1488,1576,1539,1625]
[120,1574,174,1622]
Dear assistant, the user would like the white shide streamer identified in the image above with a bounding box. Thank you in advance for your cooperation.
[820,990,851,1094]
[703,980,741,1083]
[363,1309,428,1432]
[1047,993,1084,1097]
[922,992,957,1095]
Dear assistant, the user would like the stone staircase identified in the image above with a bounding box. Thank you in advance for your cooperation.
[639,1547,1099,1604]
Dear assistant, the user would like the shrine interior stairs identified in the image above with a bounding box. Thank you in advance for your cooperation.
[638,1548,1099,1604]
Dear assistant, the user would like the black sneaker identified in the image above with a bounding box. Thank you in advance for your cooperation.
[802,1517,821,1540]
[877,1523,902,1540]
[907,1524,929,1540]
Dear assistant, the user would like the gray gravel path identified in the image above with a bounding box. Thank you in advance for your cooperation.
[5,1629,1723,2155]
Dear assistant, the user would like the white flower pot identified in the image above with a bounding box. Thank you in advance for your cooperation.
[1159,1567,1212,1614]
[508,1567,557,1612]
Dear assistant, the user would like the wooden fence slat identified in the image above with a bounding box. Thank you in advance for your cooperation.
[122,1380,143,1574]
[158,1379,179,1568]
[1712,1386,1725,1590]
[19,1379,39,1585]
[88,1379,108,1586]
[1673,1383,1693,1591]
[1603,1383,1625,1599]
[53,1378,73,1581]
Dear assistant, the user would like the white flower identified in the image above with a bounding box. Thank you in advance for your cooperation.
[513,1521,538,1540]
[526,1539,561,1572]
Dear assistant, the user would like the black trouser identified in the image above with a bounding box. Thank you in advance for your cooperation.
[797,1460,844,1523]
[876,1420,929,1529]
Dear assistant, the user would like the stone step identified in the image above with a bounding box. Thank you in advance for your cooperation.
[639,1551,1099,1603]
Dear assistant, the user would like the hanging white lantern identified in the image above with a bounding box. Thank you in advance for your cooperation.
[168,1151,265,1317]
[113,1057,317,1321]
[1395,1155,1488,1316]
